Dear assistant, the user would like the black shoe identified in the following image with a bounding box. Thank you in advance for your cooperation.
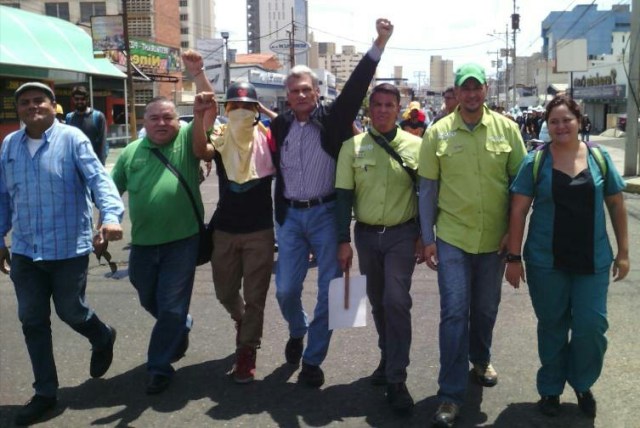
[432,402,460,428]
[90,325,116,378]
[285,336,303,365]
[14,395,57,426]
[386,382,414,414]
[298,362,324,388]
[146,374,171,395]
[538,395,561,417]
[575,389,596,418]
[370,359,387,385]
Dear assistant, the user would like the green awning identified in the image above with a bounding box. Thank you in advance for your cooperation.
[0,5,125,80]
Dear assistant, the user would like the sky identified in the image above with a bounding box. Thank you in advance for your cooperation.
[214,0,627,85]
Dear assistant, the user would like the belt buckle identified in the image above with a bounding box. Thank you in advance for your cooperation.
[377,226,386,234]
[303,199,312,208]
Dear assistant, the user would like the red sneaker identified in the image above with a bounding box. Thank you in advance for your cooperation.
[232,346,256,384]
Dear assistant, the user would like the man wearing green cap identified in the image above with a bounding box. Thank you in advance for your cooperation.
[417,63,526,427]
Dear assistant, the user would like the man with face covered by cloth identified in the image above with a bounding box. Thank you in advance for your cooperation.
[194,83,276,383]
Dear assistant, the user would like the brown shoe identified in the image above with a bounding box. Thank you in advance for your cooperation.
[472,362,498,387]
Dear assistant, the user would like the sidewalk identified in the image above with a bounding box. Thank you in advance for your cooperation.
[590,135,640,194]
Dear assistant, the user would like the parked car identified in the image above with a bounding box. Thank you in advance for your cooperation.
[617,113,640,132]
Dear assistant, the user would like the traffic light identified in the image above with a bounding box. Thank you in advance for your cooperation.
[511,13,520,31]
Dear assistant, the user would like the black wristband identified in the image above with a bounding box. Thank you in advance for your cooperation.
[505,253,522,263]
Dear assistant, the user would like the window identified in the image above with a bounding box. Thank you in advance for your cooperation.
[126,0,151,14]
[181,41,190,48]
[180,14,188,21]
[128,16,152,37]
[45,3,70,20]
[135,89,154,105]
[179,0,188,6]
[180,27,189,35]
[79,2,106,22]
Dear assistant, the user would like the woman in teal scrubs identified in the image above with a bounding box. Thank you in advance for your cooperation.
[504,95,630,419]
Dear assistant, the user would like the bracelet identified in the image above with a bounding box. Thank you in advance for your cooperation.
[505,253,522,263]
[192,66,204,77]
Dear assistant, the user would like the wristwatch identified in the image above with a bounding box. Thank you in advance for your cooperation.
[505,253,522,263]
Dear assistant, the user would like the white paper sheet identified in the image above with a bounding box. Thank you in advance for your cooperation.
[328,274,368,330]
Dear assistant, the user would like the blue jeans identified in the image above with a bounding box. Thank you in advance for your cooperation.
[129,234,198,377]
[355,222,419,383]
[10,254,111,397]
[275,201,341,366]
[435,239,505,404]
[527,267,609,396]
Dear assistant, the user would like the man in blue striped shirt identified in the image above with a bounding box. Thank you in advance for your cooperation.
[0,82,124,426]
[270,18,394,388]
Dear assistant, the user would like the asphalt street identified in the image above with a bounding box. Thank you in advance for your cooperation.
[0,136,638,428]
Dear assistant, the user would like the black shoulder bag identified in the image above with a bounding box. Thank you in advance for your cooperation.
[150,148,213,266]
[368,131,417,186]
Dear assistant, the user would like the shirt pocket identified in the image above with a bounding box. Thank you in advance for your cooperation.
[353,156,376,171]
[435,141,464,158]
[485,139,512,155]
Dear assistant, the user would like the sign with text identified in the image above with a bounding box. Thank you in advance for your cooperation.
[107,39,181,74]
[269,39,310,55]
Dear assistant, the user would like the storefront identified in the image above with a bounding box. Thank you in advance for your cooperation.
[0,5,126,141]
[572,64,627,133]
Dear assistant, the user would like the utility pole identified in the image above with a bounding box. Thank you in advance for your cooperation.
[487,50,501,106]
[624,0,639,176]
[288,7,296,68]
[511,0,520,109]
[122,0,137,140]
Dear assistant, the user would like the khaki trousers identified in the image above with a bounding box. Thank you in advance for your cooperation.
[212,228,274,349]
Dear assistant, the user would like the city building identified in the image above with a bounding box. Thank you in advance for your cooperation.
[246,0,309,68]
[429,56,454,93]
[179,0,215,49]
[542,3,631,132]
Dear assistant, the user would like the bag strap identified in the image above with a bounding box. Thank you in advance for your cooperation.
[368,131,416,184]
[532,142,608,190]
[150,148,204,229]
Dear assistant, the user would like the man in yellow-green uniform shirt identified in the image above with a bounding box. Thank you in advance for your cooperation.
[418,63,526,427]
[336,83,423,415]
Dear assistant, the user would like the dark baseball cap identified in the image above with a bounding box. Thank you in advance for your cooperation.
[15,82,56,102]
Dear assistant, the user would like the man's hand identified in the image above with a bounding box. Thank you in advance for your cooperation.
[0,247,10,274]
[422,242,438,271]
[505,262,525,289]
[194,92,217,116]
[374,18,394,50]
[181,49,204,77]
[100,224,124,242]
[338,242,353,273]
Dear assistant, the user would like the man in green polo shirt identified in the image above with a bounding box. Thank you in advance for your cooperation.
[336,83,423,414]
[418,63,526,427]
[111,90,213,395]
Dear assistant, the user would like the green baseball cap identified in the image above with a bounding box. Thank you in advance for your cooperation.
[454,63,486,87]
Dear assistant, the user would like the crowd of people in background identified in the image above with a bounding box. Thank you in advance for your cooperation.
[0,17,631,428]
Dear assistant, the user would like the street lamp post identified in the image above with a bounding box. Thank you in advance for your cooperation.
[221,31,230,94]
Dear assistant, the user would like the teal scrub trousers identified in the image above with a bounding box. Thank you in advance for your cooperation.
[526,266,609,396]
